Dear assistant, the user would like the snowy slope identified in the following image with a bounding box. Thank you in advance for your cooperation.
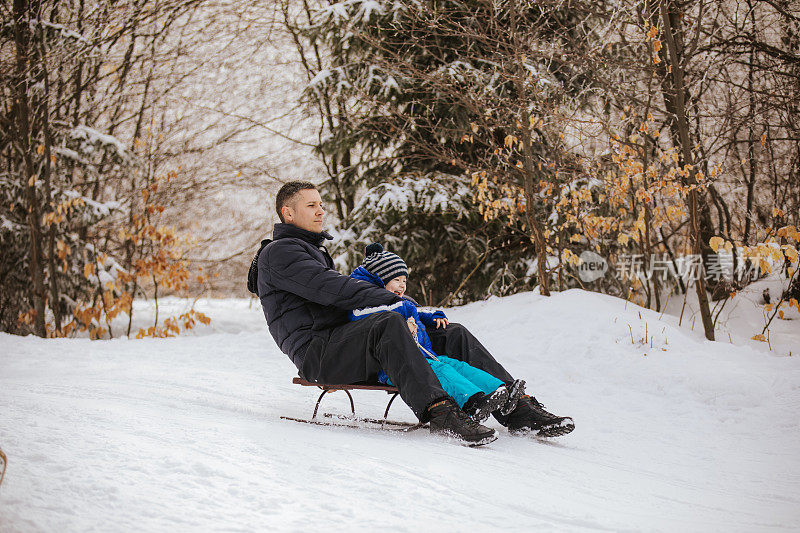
[1,290,799,532]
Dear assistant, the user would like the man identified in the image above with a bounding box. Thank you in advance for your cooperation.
[252,181,573,445]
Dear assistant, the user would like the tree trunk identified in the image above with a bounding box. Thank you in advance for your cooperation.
[659,0,714,340]
[14,0,47,337]
[37,16,62,333]
[509,0,550,296]
[743,6,758,246]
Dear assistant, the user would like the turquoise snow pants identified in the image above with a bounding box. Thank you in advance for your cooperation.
[428,356,505,408]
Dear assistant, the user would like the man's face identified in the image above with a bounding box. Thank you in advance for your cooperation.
[283,188,325,233]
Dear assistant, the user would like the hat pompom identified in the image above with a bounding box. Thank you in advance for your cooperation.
[365,242,383,256]
[360,244,408,284]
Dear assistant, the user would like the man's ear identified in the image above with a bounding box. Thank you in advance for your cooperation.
[281,204,293,222]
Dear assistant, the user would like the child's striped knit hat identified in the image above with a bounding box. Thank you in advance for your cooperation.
[361,243,408,285]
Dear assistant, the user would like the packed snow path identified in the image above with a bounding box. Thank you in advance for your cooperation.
[1,290,799,531]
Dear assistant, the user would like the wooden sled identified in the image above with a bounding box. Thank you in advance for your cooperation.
[280,377,428,432]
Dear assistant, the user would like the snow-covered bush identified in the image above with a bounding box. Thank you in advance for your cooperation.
[329,175,540,305]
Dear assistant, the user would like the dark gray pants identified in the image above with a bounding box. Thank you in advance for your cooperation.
[302,315,518,421]
[301,312,448,421]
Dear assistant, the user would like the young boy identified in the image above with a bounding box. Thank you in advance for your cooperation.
[349,243,526,423]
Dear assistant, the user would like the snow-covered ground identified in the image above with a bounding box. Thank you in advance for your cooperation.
[1,290,799,532]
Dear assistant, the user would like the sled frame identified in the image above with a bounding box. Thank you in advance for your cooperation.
[280,377,427,432]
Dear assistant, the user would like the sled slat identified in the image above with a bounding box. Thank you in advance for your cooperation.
[291,377,398,392]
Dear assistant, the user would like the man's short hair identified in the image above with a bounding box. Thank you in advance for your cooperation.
[275,181,317,223]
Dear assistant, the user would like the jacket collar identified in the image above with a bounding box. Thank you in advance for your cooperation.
[350,265,385,288]
[273,223,333,247]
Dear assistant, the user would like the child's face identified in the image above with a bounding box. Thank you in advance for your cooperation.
[385,275,407,297]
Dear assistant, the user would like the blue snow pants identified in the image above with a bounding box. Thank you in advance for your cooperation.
[430,356,505,408]
[383,355,505,408]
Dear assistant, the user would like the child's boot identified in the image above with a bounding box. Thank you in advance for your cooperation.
[499,379,526,416]
[463,386,509,423]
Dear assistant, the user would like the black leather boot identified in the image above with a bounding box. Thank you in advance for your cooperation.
[500,395,575,437]
[427,398,497,446]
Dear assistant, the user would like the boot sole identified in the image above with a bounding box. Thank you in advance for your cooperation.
[434,429,498,447]
[472,388,509,423]
[509,418,575,438]
[464,432,498,447]
[499,379,526,416]
[536,420,575,438]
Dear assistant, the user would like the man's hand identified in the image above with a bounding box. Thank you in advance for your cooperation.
[406,317,418,337]
[433,317,449,329]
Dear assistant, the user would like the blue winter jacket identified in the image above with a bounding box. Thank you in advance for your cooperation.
[349,266,448,382]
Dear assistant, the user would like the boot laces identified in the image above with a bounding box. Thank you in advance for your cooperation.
[453,404,481,428]
[523,395,555,418]
[431,399,482,429]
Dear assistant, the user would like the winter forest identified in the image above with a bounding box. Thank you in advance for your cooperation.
[2,0,800,343]
[1,0,799,341]
[2,1,800,530]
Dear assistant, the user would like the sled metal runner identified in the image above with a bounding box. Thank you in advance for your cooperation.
[281,377,428,432]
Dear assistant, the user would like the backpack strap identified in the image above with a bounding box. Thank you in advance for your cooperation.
[247,239,272,295]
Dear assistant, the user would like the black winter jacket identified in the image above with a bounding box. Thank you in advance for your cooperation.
[256,223,401,370]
